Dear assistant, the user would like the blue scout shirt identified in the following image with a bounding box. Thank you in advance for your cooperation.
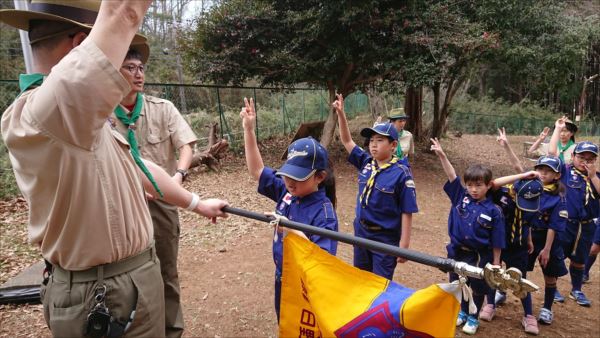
[444,177,506,251]
[530,188,568,233]
[258,167,338,278]
[348,146,418,231]
[492,184,537,247]
[560,164,600,221]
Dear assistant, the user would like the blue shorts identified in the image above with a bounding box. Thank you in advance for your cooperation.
[353,219,400,280]
[501,244,529,278]
[593,220,600,245]
[562,220,595,264]
[447,244,492,296]
[528,229,568,277]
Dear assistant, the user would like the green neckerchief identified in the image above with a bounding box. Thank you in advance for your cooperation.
[18,73,44,96]
[360,156,399,206]
[557,139,575,163]
[114,93,163,197]
[395,130,404,159]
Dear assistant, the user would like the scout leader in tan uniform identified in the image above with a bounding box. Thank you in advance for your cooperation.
[0,1,228,337]
[111,45,196,337]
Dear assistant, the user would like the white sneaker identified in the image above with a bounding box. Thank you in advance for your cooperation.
[462,316,479,335]
[538,308,553,325]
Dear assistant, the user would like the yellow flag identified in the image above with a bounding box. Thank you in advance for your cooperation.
[280,233,461,338]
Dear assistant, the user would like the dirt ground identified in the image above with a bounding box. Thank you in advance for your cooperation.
[1,123,599,337]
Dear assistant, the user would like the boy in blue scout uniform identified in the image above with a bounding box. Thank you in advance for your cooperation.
[240,98,338,321]
[333,94,418,280]
[548,117,600,307]
[430,138,505,335]
[488,176,544,334]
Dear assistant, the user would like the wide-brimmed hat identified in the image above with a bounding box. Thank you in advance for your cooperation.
[388,108,408,121]
[128,42,150,64]
[0,0,146,45]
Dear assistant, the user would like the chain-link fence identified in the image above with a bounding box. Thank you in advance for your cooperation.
[448,111,600,137]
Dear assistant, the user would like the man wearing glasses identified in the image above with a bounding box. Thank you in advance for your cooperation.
[112,44,197,338]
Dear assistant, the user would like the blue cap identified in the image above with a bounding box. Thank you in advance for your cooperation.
[534,156,561,173]
[574,141,599,156]
[514,179,543,212]
[277,137,328,181]
[360,122,399,141]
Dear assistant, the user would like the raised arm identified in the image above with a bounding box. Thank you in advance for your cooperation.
[89,0,152,69]
[492,171,539,189]
[496,127,524,173]
[430,138,457,182]
[240,98,264,181]
[142,159,228,223]
[528,127,550,154]
[548,117,567,157]
[332,94,357,153]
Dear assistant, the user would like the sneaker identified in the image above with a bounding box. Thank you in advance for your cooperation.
[569,290,591,307]
[553,289,565,303]
[522,315,540,335]
[583,273,590,283]
[456,310,468,326]
[462,316,479,335]
[479,304,495,321]
[538,307,553,325]
[495,290,507,305]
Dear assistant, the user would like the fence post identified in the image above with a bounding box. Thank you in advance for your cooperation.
[302,91,306,122]
[216,87,224,139]
[281,94,286,134]
[253,88,258,140]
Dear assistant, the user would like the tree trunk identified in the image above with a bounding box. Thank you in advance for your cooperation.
[430,82,444,139]
[189,122,229,171]
[405,86,423,141]
[319,82,339,149]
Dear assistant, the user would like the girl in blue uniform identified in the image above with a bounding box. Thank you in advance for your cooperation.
[431,138,505,335]
[548,117,600,307]
[240,98,338,321]
[333,94,418,280]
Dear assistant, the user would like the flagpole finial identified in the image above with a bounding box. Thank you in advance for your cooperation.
[482,264,538,298]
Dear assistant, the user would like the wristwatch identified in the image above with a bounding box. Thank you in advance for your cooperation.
[176,169,189,182]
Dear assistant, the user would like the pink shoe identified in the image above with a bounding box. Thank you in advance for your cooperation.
[478,304,495,321]
[522,315,539,335]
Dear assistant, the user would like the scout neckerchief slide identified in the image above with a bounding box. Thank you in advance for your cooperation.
[114,93,163,197]
[360,156,400,206]
[572,167,595,205]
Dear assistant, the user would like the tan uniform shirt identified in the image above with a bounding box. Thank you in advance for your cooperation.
[398,130,414,157]
[1,40,153,270]
[112,95,196,175]
[530,142,574,163]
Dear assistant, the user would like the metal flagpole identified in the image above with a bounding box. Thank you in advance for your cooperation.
[222,206,539,298]
[14,0,33,74]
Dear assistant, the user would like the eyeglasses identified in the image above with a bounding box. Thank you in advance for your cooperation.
[575,154,597,164]
[121,64,146,74]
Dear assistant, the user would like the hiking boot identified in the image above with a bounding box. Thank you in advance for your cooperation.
[538,307,553,325]
[456,310,468,326]
[479,304,495,321]
[553,289,565,303]
[462,316,479,335]
[569,290,591,307]
[522,315,539,335]
[495,290,507,305]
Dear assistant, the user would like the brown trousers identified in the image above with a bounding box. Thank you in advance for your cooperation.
[149,199,184,338]
[41,253,165,337]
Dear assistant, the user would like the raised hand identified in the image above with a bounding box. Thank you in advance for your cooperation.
[538,127,550,140]
[332,93,345,117]
[430,138,445,156]
[555,116,567,130]
[496,127,508,147]
[240,97,256,130]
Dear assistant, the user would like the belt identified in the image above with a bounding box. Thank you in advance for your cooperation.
[569,219,594,225]
[459,245,474,252]
[531,227,547,232]
[51,245,155,283]
[360,219,384,231]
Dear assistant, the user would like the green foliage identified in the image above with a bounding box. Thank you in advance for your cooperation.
[0,139,18,199]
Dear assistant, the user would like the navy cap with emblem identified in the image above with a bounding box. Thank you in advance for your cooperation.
[360,122,399,141]
[276,137,328,181]
[514,178,543,212]
[534,155,561,173]
[574,141,599,156]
